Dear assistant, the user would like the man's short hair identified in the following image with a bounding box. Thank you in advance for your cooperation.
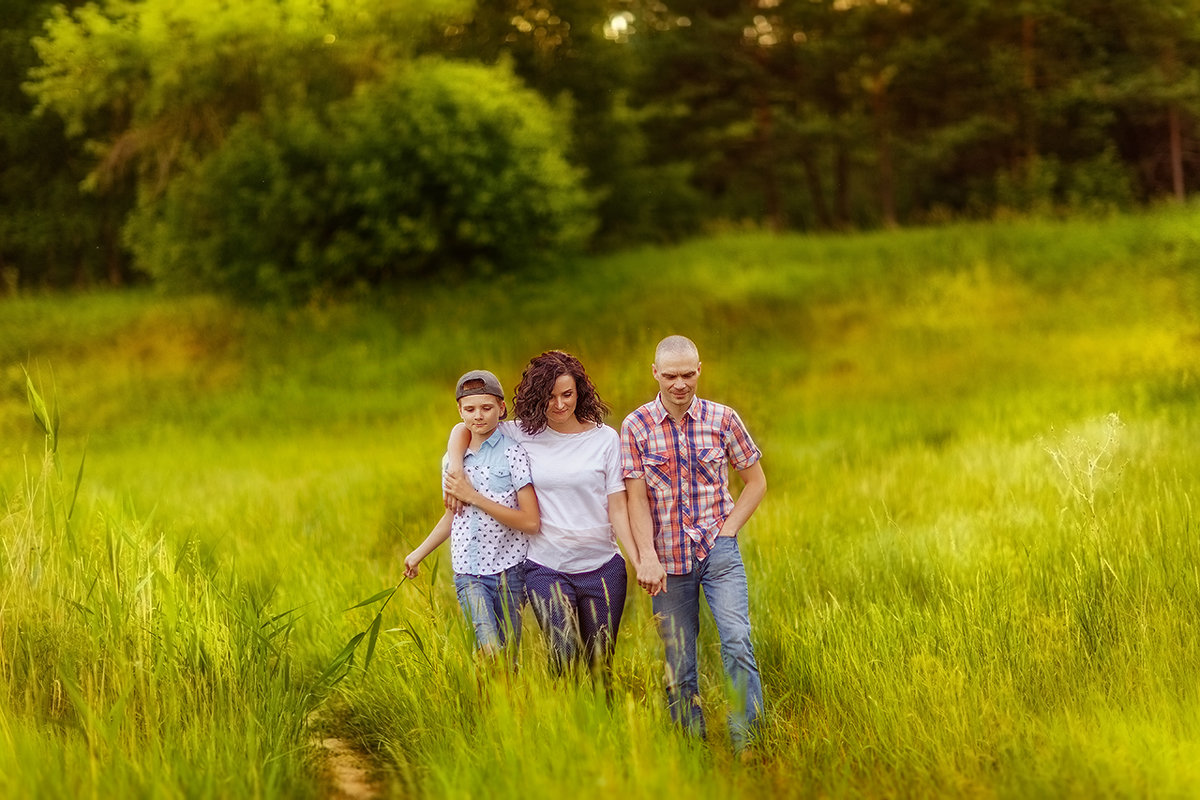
[654,335,700,365]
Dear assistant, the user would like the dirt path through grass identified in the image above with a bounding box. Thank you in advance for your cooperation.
[314,734,381,800]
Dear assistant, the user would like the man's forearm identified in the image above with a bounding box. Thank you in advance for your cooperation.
[624,477,667,595]
[719,462,767,537]
[624,478,658,561]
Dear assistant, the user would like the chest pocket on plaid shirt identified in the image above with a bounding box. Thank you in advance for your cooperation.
[640,451,672,493]
[694,447,726,484]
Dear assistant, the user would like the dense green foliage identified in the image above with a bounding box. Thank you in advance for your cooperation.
[126,58,594,302]
[622,0,1200,228]
[15,0,487,298]
[25,0,473,169]
[2,206,1199,796]
[4,0,1200,292]
[0,0,132,288]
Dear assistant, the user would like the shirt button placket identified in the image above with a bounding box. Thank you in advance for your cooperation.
[677,418,691,521]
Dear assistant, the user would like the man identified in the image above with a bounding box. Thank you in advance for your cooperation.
[621,335,767,750]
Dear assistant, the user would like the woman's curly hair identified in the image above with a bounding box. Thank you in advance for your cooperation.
[514,350,610,434]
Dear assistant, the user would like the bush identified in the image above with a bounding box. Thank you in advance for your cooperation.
[128,59,596,302]
[987,148,1136,218]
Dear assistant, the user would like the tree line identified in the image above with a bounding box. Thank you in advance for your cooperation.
[2,0,1198,299]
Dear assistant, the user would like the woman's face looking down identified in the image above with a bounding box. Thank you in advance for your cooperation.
[546,373,578,430]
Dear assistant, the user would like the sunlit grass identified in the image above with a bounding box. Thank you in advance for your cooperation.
[2,204,1199,797]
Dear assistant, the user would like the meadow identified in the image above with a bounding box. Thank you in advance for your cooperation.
[2,206,1199,798]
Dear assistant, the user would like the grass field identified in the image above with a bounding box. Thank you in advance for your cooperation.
[2,206,1199,798]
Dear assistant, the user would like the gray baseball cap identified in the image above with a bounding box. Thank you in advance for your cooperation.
[455,369,505,401]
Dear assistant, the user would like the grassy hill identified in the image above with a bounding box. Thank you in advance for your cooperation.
[2,206,1199,797]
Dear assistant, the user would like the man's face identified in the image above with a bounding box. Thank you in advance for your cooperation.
[458,393,504,437]
[653,351,701,412]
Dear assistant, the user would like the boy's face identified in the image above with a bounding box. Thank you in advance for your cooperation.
[458,393,504,438]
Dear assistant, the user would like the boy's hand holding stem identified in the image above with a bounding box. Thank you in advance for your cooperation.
[403,510,452,579]
[410,468,539,580]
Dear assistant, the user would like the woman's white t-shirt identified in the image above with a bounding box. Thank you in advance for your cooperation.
[498,420,625,574]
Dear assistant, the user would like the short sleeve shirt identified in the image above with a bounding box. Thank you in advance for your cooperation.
[620,395,761,574]
[447,430,533,576]
[498,420,625,574]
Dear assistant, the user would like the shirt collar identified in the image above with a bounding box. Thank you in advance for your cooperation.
[467,430,504,458]
[652,394,701,424]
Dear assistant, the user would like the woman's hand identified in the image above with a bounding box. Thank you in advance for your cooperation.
[444,471,481,507]
[636,554,668,596]
[443,470,469,513]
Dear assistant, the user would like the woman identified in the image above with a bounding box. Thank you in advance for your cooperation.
[445,350,638,678]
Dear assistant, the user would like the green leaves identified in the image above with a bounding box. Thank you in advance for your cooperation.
[24,0,472,200]
[23,366,59,454]
[318,579,407,686]
[130,57,595,302]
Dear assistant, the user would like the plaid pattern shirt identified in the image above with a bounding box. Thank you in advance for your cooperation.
[620,395,762,574]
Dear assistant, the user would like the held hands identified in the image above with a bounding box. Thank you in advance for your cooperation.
[636,554,668,597]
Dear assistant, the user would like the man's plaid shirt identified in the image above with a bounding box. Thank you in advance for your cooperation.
[620,395,762,574]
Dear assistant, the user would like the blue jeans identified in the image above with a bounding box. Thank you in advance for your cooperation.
[454,564,524,653]
[652,536,762,749]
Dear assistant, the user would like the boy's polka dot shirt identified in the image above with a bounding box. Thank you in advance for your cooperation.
[447,431,533,576]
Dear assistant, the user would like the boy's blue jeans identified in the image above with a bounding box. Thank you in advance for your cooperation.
[652,536,762,749]
[454,563,524,652]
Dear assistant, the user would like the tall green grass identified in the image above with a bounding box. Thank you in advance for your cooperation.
[1,380,316,798]
[2,204,1199,797]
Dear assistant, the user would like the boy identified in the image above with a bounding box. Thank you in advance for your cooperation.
[404,370,540,656]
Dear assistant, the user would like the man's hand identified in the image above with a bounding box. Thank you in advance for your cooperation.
[636,554,668,597]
